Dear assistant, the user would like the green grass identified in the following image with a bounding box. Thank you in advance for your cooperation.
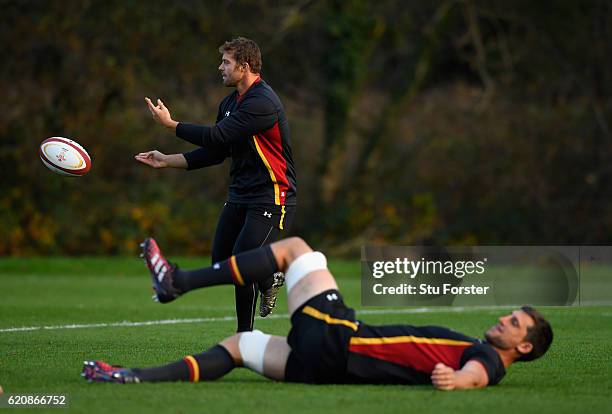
[1,257,611,413]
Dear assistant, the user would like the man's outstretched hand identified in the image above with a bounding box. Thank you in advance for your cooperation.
[135,150,169,168]
[145,97,178,130]
[135,151,187,169]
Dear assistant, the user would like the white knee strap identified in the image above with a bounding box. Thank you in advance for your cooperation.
[238,330,271,374]
[285,251,328,292]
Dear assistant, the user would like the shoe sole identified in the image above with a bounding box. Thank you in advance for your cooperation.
[259,272,285,317]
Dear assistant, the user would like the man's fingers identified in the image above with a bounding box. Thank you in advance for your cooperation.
[145,102,158,117]
[432,363,451,375]
[135,157,156,167]
[431,362,454,390]
[432,377,453,388]
[135,156,150,164]
[146,97,160,108]
[145,97,163,118]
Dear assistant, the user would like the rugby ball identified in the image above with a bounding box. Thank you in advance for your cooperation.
[39,137,92,177]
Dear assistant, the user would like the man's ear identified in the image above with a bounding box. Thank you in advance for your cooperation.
[516,341,533,356]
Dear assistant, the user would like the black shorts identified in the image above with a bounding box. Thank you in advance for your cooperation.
[284,290,359,384]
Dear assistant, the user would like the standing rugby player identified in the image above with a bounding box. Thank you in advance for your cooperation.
[136,37,297,331]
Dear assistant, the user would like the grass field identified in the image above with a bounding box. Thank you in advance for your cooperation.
[1,257,611,413]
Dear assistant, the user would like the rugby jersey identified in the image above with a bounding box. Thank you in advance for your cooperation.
[346,323,506,385]
[178,78,297,206]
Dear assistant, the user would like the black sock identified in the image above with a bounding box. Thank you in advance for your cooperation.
[132,360,189,382]
[235,284,258,332]
[193,345,236,380]
[173,244,279,293]
[132,345,236,383]
[258,275,275,292]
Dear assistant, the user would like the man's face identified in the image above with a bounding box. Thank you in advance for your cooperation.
[485,309,535,354]
[218,52,246,87]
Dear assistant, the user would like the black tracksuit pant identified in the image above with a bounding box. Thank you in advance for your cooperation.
[211,202,295,332]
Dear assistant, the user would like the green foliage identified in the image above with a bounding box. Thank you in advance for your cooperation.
[1,1,611,255]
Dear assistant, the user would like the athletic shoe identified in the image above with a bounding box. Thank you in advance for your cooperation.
[81,360,140,384]
[140,237,182,303]
[259,272,285,317]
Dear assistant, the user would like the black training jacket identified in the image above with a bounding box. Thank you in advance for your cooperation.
[177,78,297,206]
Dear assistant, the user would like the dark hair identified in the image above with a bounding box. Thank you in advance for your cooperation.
[218,37,262,74]
[517,306,553,361]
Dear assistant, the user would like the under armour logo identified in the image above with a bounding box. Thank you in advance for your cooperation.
[263,211,272,218]
[326,293,338,301]
[225,111,230,117]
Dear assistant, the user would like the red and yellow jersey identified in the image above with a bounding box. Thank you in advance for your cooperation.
[346,323,506,385]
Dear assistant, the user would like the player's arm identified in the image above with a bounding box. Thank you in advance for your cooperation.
[183,147,229,170]
[135,151,187,169]
[431,361,489,391]
[175,95,277,149]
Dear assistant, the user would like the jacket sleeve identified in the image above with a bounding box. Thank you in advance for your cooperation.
[183,147,229,170]
[176,122,208,146]
[176,95,277,149]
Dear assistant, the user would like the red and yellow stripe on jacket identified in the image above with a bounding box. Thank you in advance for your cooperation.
[349,335,473,373]
[252,122,290,206]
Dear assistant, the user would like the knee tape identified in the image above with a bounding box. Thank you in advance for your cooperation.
[285,251,328,292]
[238,330,271,374]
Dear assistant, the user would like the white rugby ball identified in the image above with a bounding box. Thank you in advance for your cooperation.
[39,137,92,177]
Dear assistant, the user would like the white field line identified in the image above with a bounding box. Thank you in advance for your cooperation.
[0,307,504,334]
